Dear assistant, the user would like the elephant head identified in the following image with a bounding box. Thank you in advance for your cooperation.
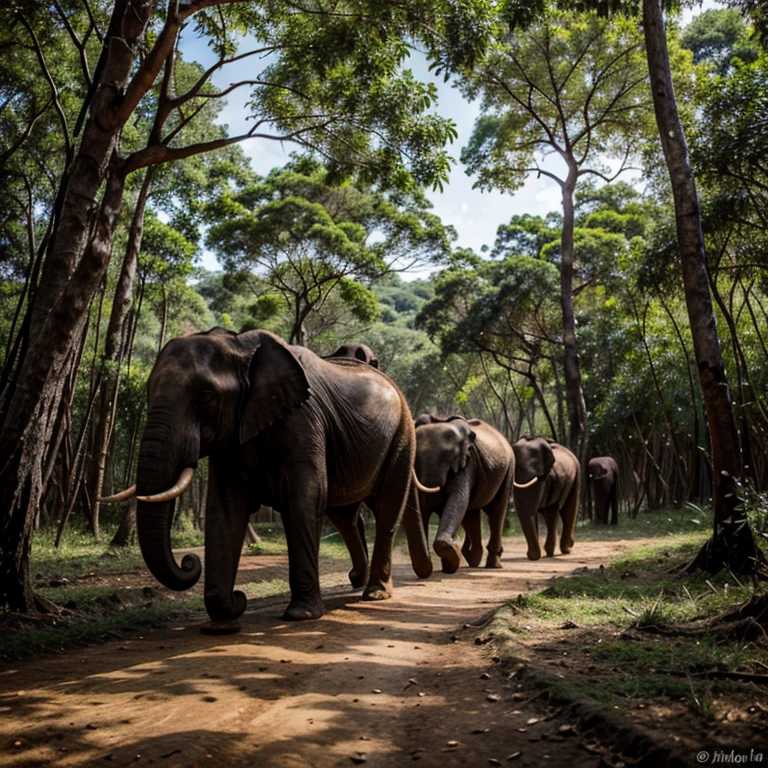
[512,436,555,490]
[414,415,476,489]
[326,343,379,368]
[104,328,309,616]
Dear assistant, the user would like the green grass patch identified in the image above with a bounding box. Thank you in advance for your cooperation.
[0,597,202,661]
[491,529,768,722]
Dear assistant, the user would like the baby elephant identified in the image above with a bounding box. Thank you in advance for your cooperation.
[512,436,580,561]
[414,414,515,573]
[588,456,619,525]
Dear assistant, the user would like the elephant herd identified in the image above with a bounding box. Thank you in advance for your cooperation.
[102,328,619,633]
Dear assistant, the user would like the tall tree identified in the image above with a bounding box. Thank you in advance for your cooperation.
[206,160,454,346]
[459,9,649,461]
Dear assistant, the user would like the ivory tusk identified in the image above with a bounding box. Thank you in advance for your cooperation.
[137,467,195,503]
[412,470,440,494]
[98,485,137,503]
[513,476,539,489]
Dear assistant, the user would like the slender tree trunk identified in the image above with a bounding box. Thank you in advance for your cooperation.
[559,168,588,460]
[87,167,155,528]
[643,0,742,523]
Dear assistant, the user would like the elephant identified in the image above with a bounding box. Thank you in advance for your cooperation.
[512,436,580,561]
[588,456,619,525]
[413,414,514,573]
[101,327,433,631]
[325,342,379,368]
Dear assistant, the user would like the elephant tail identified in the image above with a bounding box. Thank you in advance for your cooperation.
[413,470,440,494]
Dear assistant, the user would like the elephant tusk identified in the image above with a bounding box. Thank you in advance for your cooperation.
[137,467,195,503]
[513,476,539,489]
[99,485,137,503]
[412,470,440,494]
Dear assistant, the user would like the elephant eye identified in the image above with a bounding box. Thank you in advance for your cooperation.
[197,389,217,406]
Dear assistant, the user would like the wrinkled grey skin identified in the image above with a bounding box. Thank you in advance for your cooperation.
[320,342,380,586]
[414,414,514,573]
[588,456,619,525]
[512,436,580,561]
[135,328,432,630]
[325,343,379,369]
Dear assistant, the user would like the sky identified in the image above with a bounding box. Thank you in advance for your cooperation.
[187,3,717,272]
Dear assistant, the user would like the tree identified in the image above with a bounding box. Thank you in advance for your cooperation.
[207,160,454,345]
[459,9,649,462]
[0,0,493,613]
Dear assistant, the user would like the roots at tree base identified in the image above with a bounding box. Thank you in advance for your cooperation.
[684,517,767,576]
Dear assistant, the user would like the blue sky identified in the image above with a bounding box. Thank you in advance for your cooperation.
[186,3,716,272]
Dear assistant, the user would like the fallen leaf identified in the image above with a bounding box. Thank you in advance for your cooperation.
[350,753,367,764]
[487,693,502,702]
[526,717,540,725]
[506,752,522,762]
[446,740,459,747]
[472,728,490,734]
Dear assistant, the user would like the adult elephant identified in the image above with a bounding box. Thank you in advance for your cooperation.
[101,328,433,631]
[512,436,580,561]
[413,414,514,574]
[588,456,619,525]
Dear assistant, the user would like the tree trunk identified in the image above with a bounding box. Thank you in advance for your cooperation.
[643,0,742,524]
[110,498,137,548]
[0,1,156,612]
[560,170,587,458]
[87,166,155,530]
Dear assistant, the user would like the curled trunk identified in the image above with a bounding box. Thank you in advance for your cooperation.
[135,416,201,590]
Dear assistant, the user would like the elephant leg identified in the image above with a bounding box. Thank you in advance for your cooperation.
[461,509,483,568]
[364,442,413,601]
[433,481,471,574]
[543,506,558,558]
[515,493,542,561]
[203,461,249,629]
[610,485,619,525]
[281,470,326,620]
[400,486,433,579]
[559,480,579,555]
[327,503,368,589]
[483,483,510,568]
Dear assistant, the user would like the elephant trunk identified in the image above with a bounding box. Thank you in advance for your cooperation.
[135,409,201,591]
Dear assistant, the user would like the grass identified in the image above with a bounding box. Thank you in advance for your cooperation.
[2,518,363,661]
[490,513,768,723]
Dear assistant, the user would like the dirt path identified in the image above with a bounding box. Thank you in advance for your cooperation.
[1,536,647,768]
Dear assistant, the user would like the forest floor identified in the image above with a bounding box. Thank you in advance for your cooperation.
[1,515,766,767]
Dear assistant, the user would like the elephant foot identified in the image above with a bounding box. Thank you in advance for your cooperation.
[560,545,572,555]
[200,620,241,635]
[545,548,555,558]
[204,588,247,623]
[485,555,502,569]
[434,538,461,574]
[283,597,325,621]
[363,580,393,601]
[348,566,368,590]
[526,549,541,561]
[462,542,483,568]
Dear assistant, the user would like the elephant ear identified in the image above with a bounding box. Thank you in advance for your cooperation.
[541,440,556,477]
[240,334,310,444]
[450,423,476,473]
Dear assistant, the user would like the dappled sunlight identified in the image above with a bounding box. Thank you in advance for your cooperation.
[1,537,632,767]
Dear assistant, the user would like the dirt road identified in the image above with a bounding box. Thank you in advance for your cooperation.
[1,536,643,767]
